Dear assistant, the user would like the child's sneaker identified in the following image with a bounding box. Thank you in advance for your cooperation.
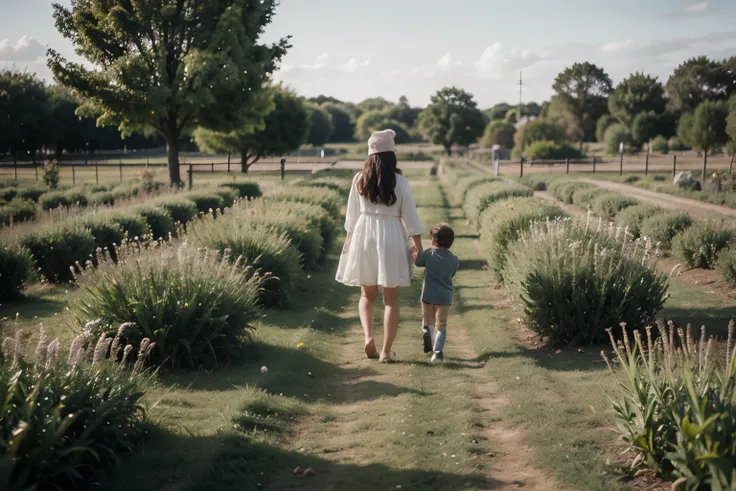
[431,351,444,364]
[422,326,433,353]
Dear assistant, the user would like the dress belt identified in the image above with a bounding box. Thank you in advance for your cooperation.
[360,211,399,220]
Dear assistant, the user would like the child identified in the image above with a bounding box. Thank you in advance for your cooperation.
[414,223,459,363]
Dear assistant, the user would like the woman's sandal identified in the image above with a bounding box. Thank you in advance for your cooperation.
[364,339,378,359]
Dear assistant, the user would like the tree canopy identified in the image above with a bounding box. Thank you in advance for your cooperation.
[608,72,666,127]
[514,119,566,150]
[418,87,485,154]
[48,0,289,185]
[690,100,728,177]
[631,111,661,146]
[480,120,515,149]
[322,103,355,143]
[195,86,309,172]
[0,70,49,158]
[552,62,613,149]
[665,56,733,113]
[306,105,333,146]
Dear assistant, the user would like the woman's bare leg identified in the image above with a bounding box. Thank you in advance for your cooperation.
[360,286,378,357]
[381,287,400,358]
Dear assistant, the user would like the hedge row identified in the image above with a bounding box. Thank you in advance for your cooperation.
[1,182,262,287]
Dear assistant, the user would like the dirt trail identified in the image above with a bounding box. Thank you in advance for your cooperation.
[584,179,736,222]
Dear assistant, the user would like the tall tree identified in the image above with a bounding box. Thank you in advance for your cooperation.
[306,105,333,147]
[480,120,515,149]
[485,102,512,121]
[631,111,661,146]
[195,86,309,173]
[357,97,393,113]
[418,87,485,155]
[0,71,48,160]
[728,96,736,172]
[322,103,355,143]
[676,112,695,150]
[608,72,666,127]
[690,100,728,179]
[552,62,613,151]
[665,56,732,113]
[48,0,289,186]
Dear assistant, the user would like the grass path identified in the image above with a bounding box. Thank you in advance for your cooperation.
[98,177,572,491]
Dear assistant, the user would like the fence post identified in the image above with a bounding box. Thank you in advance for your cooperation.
[188,164,193,191]
[211,162,214,173]
[95,161,99,184]
[673,155,677,177]
[227,153,231,173]
[565,158,570,174]
[72,164,76,185]
[592,156,596,173]
[13,159,17,182]
[519,158,524,178]
[119,159,123,182]
[645,152,649,176]
[34,162,38,181]
[619,151,624,176]
[280,158,286,181]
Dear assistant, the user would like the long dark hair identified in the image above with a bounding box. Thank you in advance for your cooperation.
[356,151,398,206]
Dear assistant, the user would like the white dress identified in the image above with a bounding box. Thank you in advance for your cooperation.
[336,172,423,288]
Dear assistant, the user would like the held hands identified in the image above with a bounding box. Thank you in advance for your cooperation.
[411,245,419,259]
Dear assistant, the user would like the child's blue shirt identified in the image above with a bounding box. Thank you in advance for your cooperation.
[415,248,459,305]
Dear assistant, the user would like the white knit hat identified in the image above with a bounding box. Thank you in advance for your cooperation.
[367,129,396,156]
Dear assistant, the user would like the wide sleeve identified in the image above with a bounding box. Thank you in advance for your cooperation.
[344,175,361,233]
[400,183,423,236]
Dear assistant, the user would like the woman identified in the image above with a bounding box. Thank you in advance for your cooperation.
[336,129,423,363]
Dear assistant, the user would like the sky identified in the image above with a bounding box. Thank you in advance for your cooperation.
[1,0,735,108]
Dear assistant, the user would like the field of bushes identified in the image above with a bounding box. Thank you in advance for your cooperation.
[441,161,736,489]
[0,169,349,490]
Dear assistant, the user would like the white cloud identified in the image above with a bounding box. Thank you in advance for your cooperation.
[0,36,46,62]
[341,57,370,73]
[665,1,713,18]
[436,52,453,71]
[686,1,709,14]
[601,40,635,54]
[473,43,540,79]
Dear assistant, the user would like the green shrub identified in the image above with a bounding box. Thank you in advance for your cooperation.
[90,184,110,193]
[571,187,606,208]
[134,205,175,240]
[232,203,324,270]
[591,193,638,220]
[213,188,239,208]
[604,123,637,155]
[184,191,225,213]
[717,247,736,286]
[524,140,583,160]
[38,190,68,210]
[82,215,126,261]
[21,222,97,283]
[253,199,337,259]
[668,136,687,151]
[614,203,663,238]
[0,198,36,225]
[220,181,262,199]
[89,191,115,205]
[0,241,32,300]
[70,243,263,368]
[109,212,151,240]
[267,187,343,219]
[640,212,693,248]
[38,189,89,210]
[188,213,302,307]
[0,187,18,202]
[518,175,550,191]
[453,175,498,205]
[295,177,352,196]
[503,217,668,344]
[651,135,668,154]
[622,175,640,184]
[605,322,736,488]
[0,329,153,491]
[548,180,592,204]
[16,187,45,202]
[152,197,199,226]
[480,198,566,280]
[672,221,734,269]
[465,181,533,226]
[652,175,666,182]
